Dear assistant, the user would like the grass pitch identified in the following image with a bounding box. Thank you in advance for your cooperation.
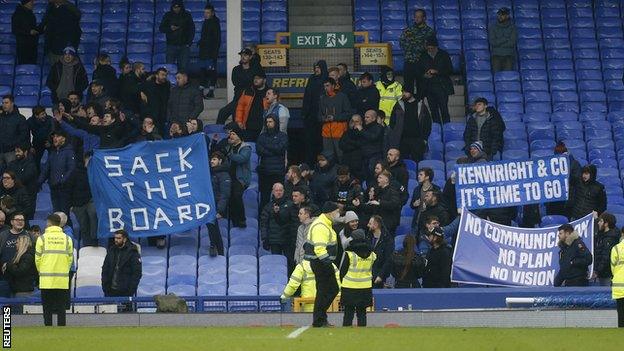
[11,326,621,351]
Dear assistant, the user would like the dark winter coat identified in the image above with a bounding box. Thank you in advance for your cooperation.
[167,83,203,123]
[92,64,119,98]
[594,228,620,278]
[140,79,170,125]
[410,183,441,230]
[354,85,380,116]
[370,228,394,280]
[231,64,262,98]
[423,245,452,288]
[46,59,88,103]
[27,115,54,152]
[256,121,288,176]
[418,48,455,96]
[65,165,91,207]
[391,249,425,288]
[389,99,432,152]
[359,122,384,158]
[199,16,221,60]
[302,60,328,120]
[6,156,38,195]
[339,128,364,179]
[102,241,142,296]
[419,203,450,231]
[0,109,29,154]
[364,184,402,232]
[310,161,337,206]
[119,72,144,114]
[60,119,100,154]
[338,75,358,108]
[210,163,231,216]
[554,234,592,287]
[464,107,506,157]
[5,248,37,294]
[331,178,364,213]
[158,1,195,46]
[387,161,409,189]
[567,165,607,220]
[11,4,38,46]
[41,2,81,55]
[38,143,75,188]
[0,185,34,220]
[260,196,292,245]
[72,118,129,149]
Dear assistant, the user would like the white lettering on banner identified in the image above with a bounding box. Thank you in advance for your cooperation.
[104,156,122,176]
[109,208,123,231]
[131,156,149,175]
[155,153,172,173]
[487,184,521,205]
[460,188,486,207]
[178,205,193,224]
[121,182,135,201]
[458,161,535,185]
[107,203,212,232]
[543,180,562,199]
[153,208,174,229]
[179,147,193,171]
[130,208,149,230]
[173,174,191,198]
[575,221,590,239]
[483,222,558,249]
[490,266,509,280]
[465,214,482,236]
[145,180,167,200]
[519,252,552,268]
[550,157,568,176]
[498,248,516,266]
[511,270,555,285]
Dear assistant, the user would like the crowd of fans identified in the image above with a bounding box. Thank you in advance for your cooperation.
[0,1,621,308]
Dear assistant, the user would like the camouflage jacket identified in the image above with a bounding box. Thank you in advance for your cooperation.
[399,24,435,63]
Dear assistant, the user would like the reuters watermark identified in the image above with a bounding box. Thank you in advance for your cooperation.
[2,306,10,349]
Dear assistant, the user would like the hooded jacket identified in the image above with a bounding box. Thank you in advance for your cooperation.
[167,82,203,123]
[489,19,517,57]
[0,108,29,154]
[338,74,358,108]
[376,67,403,122]
[199,14,221,60]
[302,60,328,120]
[47,57,88,103]
[594,227,620,278]
[119,72,145,114]
[464,106,506,157]
[140,78,170,125]
[159,0,195,46]
[554,231,593,286]
[418,47,454,96]
[310,156,338,205]
[64,161,91,207]
[256,116,288,175]
[567,165,607,220]
[354,84,381,116]
[388,98,432,152]
[210,162,231,216]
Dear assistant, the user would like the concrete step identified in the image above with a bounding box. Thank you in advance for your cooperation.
[289,15,354,26]
[449,95,465,107]
[203,97,228,109]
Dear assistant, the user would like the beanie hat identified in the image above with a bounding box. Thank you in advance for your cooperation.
[321,201,338,214]
[339,211,359,224]
[63,46,76,56]
[225,122,244,141]
[470,141,484,154]
[351,229,366,241]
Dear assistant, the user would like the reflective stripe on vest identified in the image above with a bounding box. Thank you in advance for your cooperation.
[342,251,375,289]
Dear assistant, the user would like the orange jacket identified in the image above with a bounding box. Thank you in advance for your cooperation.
[322,121,348,139]
[235,88,269,129]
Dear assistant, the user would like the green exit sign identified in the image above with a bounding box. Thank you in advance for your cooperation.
[291,32,354,49]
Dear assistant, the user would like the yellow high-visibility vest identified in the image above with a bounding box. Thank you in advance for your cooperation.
[611,241,624,299]
[283,260,340,312]
[376,81,403,124]
[342,251,377,289]
[303,214,337,261]
[35,226,73,290]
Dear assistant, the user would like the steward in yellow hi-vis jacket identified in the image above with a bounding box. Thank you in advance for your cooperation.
[35,214,73,327]
[611,234,624,328]
[376,67,403,124]
[340,229,376,327]
[281,259,340,312]
[303,201,341,327]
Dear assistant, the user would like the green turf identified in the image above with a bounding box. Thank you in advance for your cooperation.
[11,326,622,351]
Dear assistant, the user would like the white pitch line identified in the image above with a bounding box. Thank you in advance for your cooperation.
[287,326,310,339]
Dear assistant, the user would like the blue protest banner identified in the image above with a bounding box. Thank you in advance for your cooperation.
[451,210,594,287]
[88,134,215,238]
[455,155,570,210]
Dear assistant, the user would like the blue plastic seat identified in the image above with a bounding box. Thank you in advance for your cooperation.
[494,71,520,82]
[587,139,615,150]
[522,80,548,92]
[521,69,547,81]
[523,112,550,123]
[557,129,583,140]
[550,80,577,92]
[169,254,197,268]
[541,215,568,227]
[531,149,553,158]
[530,139,556,151]
[75,285,104,298]
[502,149,529,161]
[167,284,196,297]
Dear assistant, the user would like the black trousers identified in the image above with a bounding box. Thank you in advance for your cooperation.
[310,259,339,327]
[427,88,450,124]
[41,289,68,326]
[399,137,427,162]
[303,117,323,166]
[343,305,367,327]
[206,222,225,255]
[403,61,424,98]
[16,38,38,65]
[217,98,238,124]
[259,173,284,211]
[617,298,624,328]
[229,179,247,227]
